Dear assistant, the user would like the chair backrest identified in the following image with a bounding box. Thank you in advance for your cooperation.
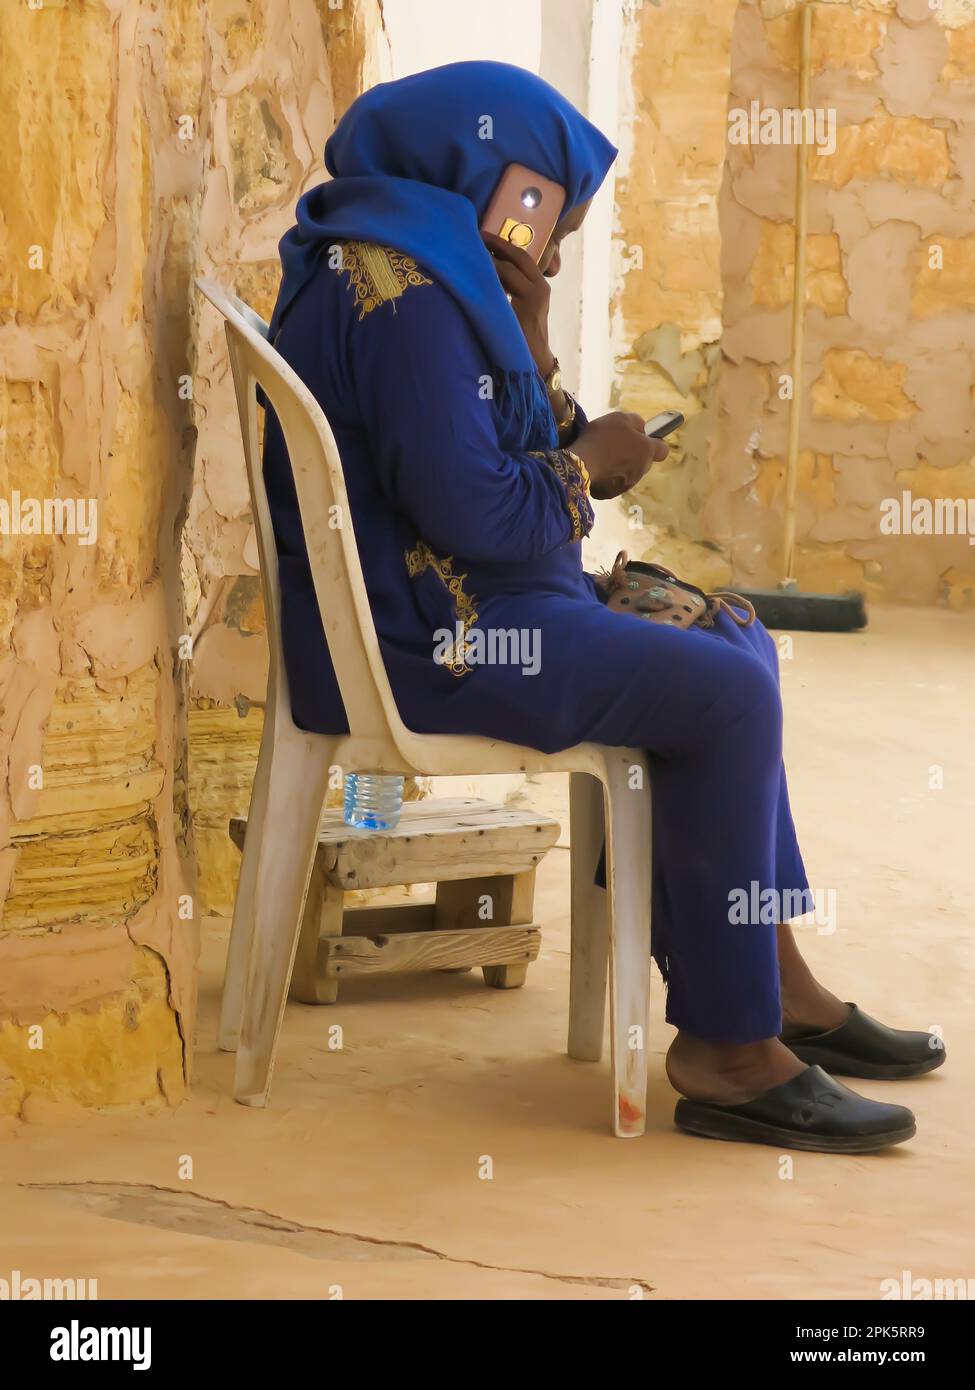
[195,277,409,766]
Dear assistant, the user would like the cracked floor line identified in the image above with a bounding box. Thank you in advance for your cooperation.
[25,1181,654,1294]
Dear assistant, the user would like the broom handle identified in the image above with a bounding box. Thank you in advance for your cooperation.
[782,0,813,586]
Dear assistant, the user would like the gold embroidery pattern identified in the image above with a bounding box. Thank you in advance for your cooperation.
[529,448,594,543]
[405,540,479,678]
[339,241,432,318]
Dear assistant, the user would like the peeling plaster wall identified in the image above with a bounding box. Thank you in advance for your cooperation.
[615,0,975,607]
[0,0,384,1113]
[185,0,387,915]
[0,0,203,1114]
[612,0,740,588]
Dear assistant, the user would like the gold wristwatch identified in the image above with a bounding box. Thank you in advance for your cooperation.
[543,356,577,439]
[555,393,577,438]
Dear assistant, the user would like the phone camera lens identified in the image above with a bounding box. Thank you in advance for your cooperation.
[521,186,542,209]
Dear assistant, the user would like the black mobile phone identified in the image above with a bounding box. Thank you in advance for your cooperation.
[644,410,685,440]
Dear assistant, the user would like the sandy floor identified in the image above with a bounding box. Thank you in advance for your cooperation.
[2,607,973,1300]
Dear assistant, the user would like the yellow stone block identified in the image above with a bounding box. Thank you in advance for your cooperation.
[793,546,869,595]
[316,0,372,115]
[2,821,158,932]
[810,116,951,190]
[894,459,975,502]
[235,261,283,328]
[0,947,184,1114]
[0,1063,25,1118]
[765,4,888,78]
[221,575,267,636]
[162,0,206,119]
[0,379,58,638]
[214,0,268,64]
[940,567,975,611]
[753,451,837,512]
[912,237,975,317]
[3,665,163,930]
[615,359,700,424]
[617,217,724,345]
[12,666,161,823]
[95,377,167,593]
[228,88,292,215]
[933,1,975,33]
[944,25,975,80]
[752,222,848,315]
[761,0,894,14]
[615,0,735,344]
[0,0,114,319]
[188,703,264,916]
[811,350,916,423]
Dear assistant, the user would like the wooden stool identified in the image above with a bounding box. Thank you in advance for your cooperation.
[230,797,561,1004]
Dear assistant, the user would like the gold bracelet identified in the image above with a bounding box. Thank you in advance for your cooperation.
[554,392,577,438]
[564,448,591,494]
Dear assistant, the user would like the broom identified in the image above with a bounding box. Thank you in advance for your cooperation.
[732,0,867,632]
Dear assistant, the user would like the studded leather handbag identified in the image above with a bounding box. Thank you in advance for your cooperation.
[597,550,756,631]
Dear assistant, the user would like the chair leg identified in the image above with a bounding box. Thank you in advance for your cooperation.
[218,713,277,1052]
[568,771,609,1062]
[602,754,652,1138]
[233,729,333,1106]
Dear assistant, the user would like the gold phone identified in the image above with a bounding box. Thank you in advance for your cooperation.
[481,163,567,264]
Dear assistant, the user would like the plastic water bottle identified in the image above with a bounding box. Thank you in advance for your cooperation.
[343,773,404,831]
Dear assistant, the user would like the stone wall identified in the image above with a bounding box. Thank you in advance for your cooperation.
[612,0,739,587]
[188,0,387,914]
[0,0,382,1114]
[614,0,975,607]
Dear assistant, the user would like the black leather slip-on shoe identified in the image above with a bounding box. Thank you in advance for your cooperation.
[674,1065,916,1153]
[783,1004,946,1080]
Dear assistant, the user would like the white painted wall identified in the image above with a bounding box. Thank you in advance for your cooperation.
[381,0,541,76]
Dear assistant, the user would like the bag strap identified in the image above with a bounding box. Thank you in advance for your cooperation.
[596,549,631,594]
[705,592,757,627]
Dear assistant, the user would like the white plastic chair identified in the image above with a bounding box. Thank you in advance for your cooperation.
[196,277,652,1137]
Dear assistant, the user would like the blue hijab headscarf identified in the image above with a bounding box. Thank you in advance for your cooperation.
[269,61,617,452]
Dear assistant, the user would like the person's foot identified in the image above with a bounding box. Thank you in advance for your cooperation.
[780,986,851,1039]
[673,1064,917,1154]
[666,1032,806,1105]
[776,920,852,1037]
[782,1005,946,1080]
[667,1032,917,1153]
[773,922,943,1078]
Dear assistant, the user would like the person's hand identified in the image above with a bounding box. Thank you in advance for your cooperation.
[482,230,555,375]
[572,412,669,500]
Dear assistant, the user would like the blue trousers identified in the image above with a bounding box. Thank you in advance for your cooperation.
[591,612,811,1044]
